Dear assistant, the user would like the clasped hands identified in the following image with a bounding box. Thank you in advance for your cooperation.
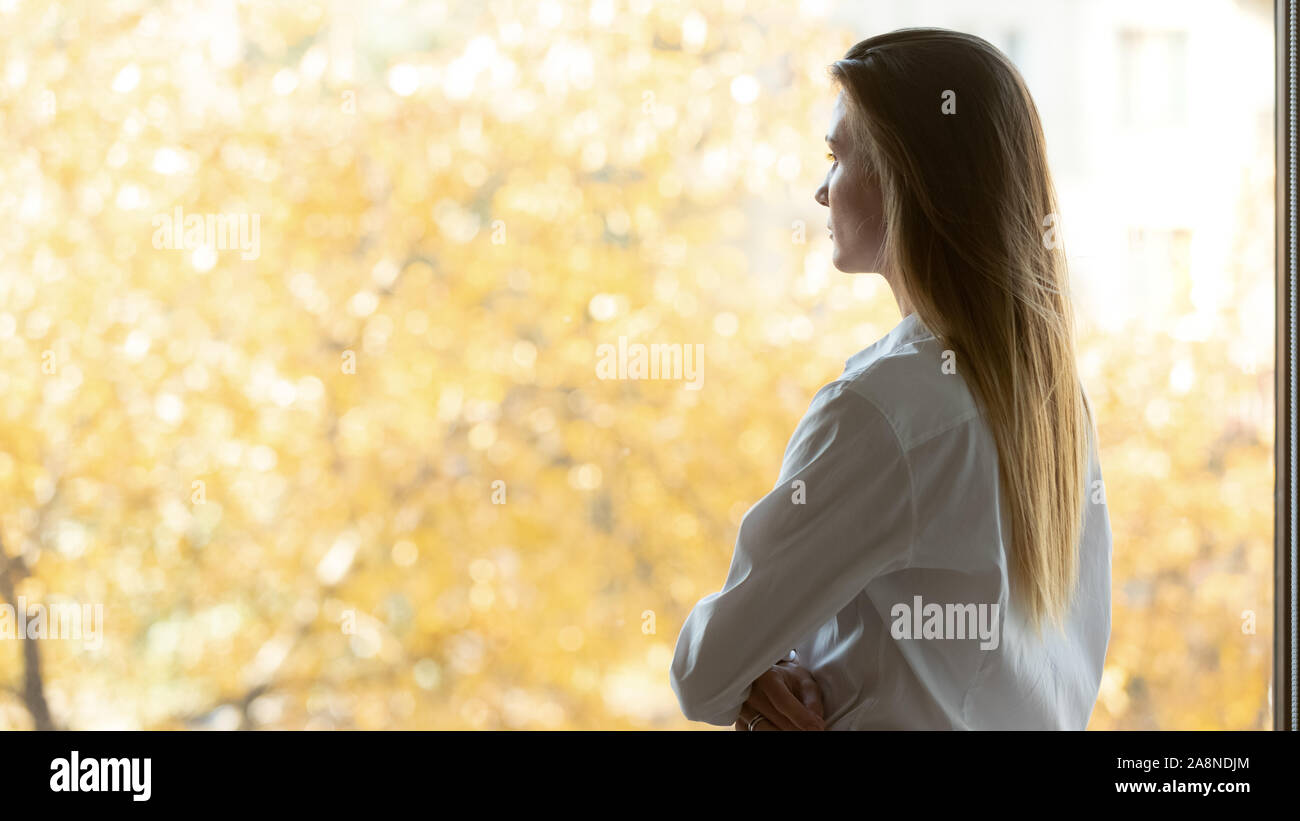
[733,653,827,731]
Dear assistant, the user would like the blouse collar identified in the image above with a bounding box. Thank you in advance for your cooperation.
[843,311,933,374]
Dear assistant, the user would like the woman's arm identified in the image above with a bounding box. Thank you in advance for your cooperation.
[669,383,915,726]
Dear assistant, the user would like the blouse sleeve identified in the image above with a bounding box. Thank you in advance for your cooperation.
[669,382,916,725]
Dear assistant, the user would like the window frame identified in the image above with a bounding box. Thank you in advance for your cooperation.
[1274,0,1297,732]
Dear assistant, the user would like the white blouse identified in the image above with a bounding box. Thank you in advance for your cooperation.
[669,311,1112,729]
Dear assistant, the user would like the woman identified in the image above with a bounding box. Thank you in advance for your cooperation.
[669,28,1112,730]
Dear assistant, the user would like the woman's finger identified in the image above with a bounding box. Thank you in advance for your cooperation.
[735,707,773,731]
[790,668,825,717]
[756,674,826,730]
[746,690,798,731]
[749,685,814,731]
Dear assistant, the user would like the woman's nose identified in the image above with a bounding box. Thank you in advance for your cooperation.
[814,182,828,207]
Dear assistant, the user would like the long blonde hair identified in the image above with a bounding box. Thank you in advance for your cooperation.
[829,29,1093,635]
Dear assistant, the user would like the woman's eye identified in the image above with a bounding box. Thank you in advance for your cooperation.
[825,152,837,163]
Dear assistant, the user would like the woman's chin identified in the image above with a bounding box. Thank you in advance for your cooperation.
[829,247,854,273]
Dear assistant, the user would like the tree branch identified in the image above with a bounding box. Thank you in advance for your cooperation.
[0,536,55,730]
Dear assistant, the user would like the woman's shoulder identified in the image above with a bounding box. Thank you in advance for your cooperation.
[834,337,984,453]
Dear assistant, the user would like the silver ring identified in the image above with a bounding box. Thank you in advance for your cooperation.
[746,714,767,731]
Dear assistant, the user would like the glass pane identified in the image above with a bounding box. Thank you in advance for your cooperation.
[0,0,1274,730]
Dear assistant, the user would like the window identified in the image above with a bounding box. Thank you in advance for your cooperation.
[1118,28,1190,128]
